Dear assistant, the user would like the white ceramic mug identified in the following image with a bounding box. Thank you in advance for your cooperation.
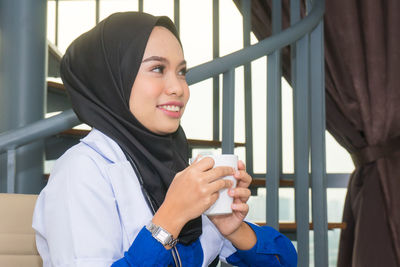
[195,154,238,215]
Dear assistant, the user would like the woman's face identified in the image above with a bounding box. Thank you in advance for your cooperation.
[129,26,190,135]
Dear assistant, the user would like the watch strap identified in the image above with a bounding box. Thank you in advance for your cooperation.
[146,222,178,247]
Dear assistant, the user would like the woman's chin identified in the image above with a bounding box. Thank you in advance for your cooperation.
[152,124,180,135]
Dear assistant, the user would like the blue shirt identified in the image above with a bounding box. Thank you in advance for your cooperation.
[112,223,297,266]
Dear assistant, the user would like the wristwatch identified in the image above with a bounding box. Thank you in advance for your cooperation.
[146,221,179,247]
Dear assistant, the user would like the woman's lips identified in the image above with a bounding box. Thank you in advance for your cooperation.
[157,104,183,118]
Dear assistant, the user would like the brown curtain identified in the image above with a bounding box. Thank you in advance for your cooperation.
[234,0,400,266]
[325,1,400,266]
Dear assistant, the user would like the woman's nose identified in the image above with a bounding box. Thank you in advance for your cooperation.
[165,74,185,96]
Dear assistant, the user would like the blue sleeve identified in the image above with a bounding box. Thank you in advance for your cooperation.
[111,226,172,266]
[226,222,297,267]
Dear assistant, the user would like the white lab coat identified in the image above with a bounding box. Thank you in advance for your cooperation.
[32,129,236,267]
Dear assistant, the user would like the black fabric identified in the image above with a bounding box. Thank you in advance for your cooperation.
[208,255,220,267]
[60,12,201,245]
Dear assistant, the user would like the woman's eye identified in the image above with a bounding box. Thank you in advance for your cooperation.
[178,68,187,76]
[151,65,165,73]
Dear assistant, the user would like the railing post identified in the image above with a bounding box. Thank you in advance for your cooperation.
[294,28,311,267]
[95,0,100,24]
[174,0,180,35]
[6,148,16,193]
[242,0,254,176]
[138,0,143,12]
[311,20,328,266]
[212,0,220,142]
[55,0,59,46]
[222,69,235,154]
[266,0,282,230]
[290,0,301,89]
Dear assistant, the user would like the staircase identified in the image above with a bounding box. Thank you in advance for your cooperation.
[44,74,345,240]
[0,0,340,266]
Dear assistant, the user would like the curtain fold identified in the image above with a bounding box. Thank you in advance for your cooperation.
[325,1,400,265]
[234,0,400,265]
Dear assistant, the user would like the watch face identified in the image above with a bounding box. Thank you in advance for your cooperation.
[147,222,177,246]
[156,229,171,243]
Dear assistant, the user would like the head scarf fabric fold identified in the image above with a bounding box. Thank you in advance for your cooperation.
[60,12,201,245]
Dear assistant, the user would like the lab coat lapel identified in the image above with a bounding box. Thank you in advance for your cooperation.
[107,161,153,247]
[82,129,153,247]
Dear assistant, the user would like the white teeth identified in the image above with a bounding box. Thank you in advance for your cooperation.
[160,105,180,112]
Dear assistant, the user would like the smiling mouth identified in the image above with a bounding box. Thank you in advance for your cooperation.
[156,104,184,119]
[157,105,181,112]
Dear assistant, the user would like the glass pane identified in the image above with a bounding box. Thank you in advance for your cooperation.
[282,78,294,173]
[180,0,213,139]
[219,0,243,56]
[327,188,346,222]
[234,67,245,143]
[326,131,355,173]
[181,79,213,140]
[58,0,96,53]
[144,0,173,19]
[99,0,138,21]
[245,188,296,223]
[328,229,341,267]
[251,53,267,173]
[47,0,56,44]
[234,146,246,167]
[246,188,267,222]
[279,188,295,221]
[180,0,212,67]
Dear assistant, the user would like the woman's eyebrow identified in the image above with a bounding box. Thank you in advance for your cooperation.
[142,56,167,63]
[142,56,186,67]
[178,60,187,67]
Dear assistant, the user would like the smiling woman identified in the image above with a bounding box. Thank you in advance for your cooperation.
[129,27,189,135]
[32,12,297,267]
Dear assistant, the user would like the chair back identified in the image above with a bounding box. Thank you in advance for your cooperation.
[0,193,42,267]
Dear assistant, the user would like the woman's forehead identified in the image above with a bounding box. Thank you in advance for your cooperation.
[142,26,184,61]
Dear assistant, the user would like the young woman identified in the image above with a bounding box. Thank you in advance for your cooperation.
[33,12,297,267]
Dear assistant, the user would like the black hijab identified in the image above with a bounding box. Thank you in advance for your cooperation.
[60,12,201,245]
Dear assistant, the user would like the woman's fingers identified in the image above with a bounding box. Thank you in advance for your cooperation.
[207,178,233,193]
[189,154,201,165]
[229,187,251,203]
[209,191,220,205]
[192,156,215,171]
[229,187,251,198]
[204,167,251,200]
[205,166,235,182]
[231,202,249,213]
[237,160,246,171]
[234,170,252,187]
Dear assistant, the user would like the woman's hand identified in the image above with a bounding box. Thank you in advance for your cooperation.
[208,160,253,239]
[152,157,234,239]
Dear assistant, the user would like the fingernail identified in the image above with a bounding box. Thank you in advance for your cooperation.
[235,170,240,176]
[232,204,238,209]
[229,189,235,196]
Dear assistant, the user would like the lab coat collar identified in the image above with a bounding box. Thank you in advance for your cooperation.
[80,128,127,164]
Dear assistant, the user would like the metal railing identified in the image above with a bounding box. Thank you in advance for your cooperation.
[0,0,324,157]
[0,0,326,266]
